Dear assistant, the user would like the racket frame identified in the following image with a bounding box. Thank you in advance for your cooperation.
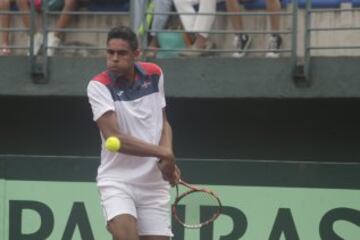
[172,179,222,228]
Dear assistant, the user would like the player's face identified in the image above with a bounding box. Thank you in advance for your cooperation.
[106,38,139,76]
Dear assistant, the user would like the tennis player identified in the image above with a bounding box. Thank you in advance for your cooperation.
[87,25,180,240]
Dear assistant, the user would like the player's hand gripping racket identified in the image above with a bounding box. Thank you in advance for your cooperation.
[172,179,222,228]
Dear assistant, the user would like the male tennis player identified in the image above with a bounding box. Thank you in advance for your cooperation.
[87,25,180,240]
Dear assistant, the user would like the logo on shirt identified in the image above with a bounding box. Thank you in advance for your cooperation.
[117,90,124,97]
[141,80,151,89]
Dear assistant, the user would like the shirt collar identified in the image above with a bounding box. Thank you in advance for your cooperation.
[134,62,146,77]
[107,62,145,87]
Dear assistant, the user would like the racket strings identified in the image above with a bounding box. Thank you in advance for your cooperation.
[174,190,220,227]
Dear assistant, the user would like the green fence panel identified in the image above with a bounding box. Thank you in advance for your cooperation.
[0,155,359,240]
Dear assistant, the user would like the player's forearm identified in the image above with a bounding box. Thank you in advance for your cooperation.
[97,110,173,160]
[117,132,173,160]
[159,119,173,151]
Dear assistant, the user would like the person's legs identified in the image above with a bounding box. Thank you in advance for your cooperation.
[16,0,30,28]
[99,181,140,240]
[192,34,207,49]
[16,0,43,56]
[265,0,282,57]
[178,0,216,56]
[193,0,216,43]
[173,0,197,32]
[133,0,147,33]
[47,0,76,56]
[0,0,11,55]
[265,0,280,32]
[108,214,139,240]
[225,0,251,57]
[146,0,173,57]
[54,0,76,35]
[151,0,172,35]
[225,0,243,32]
[136,184,173,239]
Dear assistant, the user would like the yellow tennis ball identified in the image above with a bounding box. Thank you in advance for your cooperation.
[105,136,121,152]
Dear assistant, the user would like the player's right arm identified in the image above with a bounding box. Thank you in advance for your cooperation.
[96,110,174,161]
[87,80,174,161]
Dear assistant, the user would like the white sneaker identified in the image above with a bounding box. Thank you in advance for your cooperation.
[27,32,43,56]
[47,32,60,56]
[265,35,282,58]
[232,34,252,58]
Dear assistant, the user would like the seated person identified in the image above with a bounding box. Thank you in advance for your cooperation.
[133,0,174,58]
[0,0,12,55]
[225,0,283,58]
[153,10,188,58]
[15,0,77,56]
[174,0,218,57]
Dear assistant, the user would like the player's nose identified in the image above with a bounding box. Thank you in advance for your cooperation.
[112,54,119,61]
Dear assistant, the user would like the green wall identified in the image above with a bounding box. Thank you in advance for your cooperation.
[0,156,359,240]
[1,56,360,98]
[1,96,360,162]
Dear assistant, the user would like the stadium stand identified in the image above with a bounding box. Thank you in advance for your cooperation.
[1,0,360,58]
[297,0,342,8]
[352,0,360,7]
[243,0,288,10]
[84,0,130,12]
[0,0,360,97]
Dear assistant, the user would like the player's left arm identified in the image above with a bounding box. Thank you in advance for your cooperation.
[159,109,173,152]
[158,69,172,152]
[158,109,181,185]
[156,68,181,184]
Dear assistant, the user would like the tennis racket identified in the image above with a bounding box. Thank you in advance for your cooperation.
[172,179,222,228]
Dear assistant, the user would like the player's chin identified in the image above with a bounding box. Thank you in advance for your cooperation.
[107,66,122,73]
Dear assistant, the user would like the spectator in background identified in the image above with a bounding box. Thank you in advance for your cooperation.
[133,0,175,55]
[134,0,174,58]
[0,0,12,55]
[1,0,76,56]
[132,0,148,35]
[152,7,189,58]
[226,0,283,58]
[174,0,217,57]
[146,0,174,57]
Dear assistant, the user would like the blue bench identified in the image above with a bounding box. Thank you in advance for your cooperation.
[10,2,19,11]
[85,0,129,12]
[243,0,288,10]
[352,0,360,7]
[193,1,228,12]
[297,0,342,8]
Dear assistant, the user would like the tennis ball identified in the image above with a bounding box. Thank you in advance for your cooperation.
[105,136,121,152]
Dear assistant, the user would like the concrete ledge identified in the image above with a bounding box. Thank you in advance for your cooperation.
[1,56,360,98]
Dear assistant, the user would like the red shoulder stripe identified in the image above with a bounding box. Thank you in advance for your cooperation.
[92,71,111,85]
[138,62,161,76]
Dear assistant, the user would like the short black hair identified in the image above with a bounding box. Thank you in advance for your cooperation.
[107,26,138,51]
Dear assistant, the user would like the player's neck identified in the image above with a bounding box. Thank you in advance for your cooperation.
[126,67,136,85]
[110,67,136,86]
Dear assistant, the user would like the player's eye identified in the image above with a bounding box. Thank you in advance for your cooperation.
[106,49,127,56]
[106,49,115,55]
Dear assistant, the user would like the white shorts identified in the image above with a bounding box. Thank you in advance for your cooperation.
[98,180,173,237]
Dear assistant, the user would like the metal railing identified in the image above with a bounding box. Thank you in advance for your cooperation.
[1,0,359,86]
[140,5,298,58]
[1,2,297,58]
[301,0,360,84]
[0,1,130,81]
[0,10,29,51]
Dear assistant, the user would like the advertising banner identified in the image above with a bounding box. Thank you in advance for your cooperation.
[0,156,359,240]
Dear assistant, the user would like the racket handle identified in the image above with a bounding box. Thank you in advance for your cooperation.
[178,179,199,190]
